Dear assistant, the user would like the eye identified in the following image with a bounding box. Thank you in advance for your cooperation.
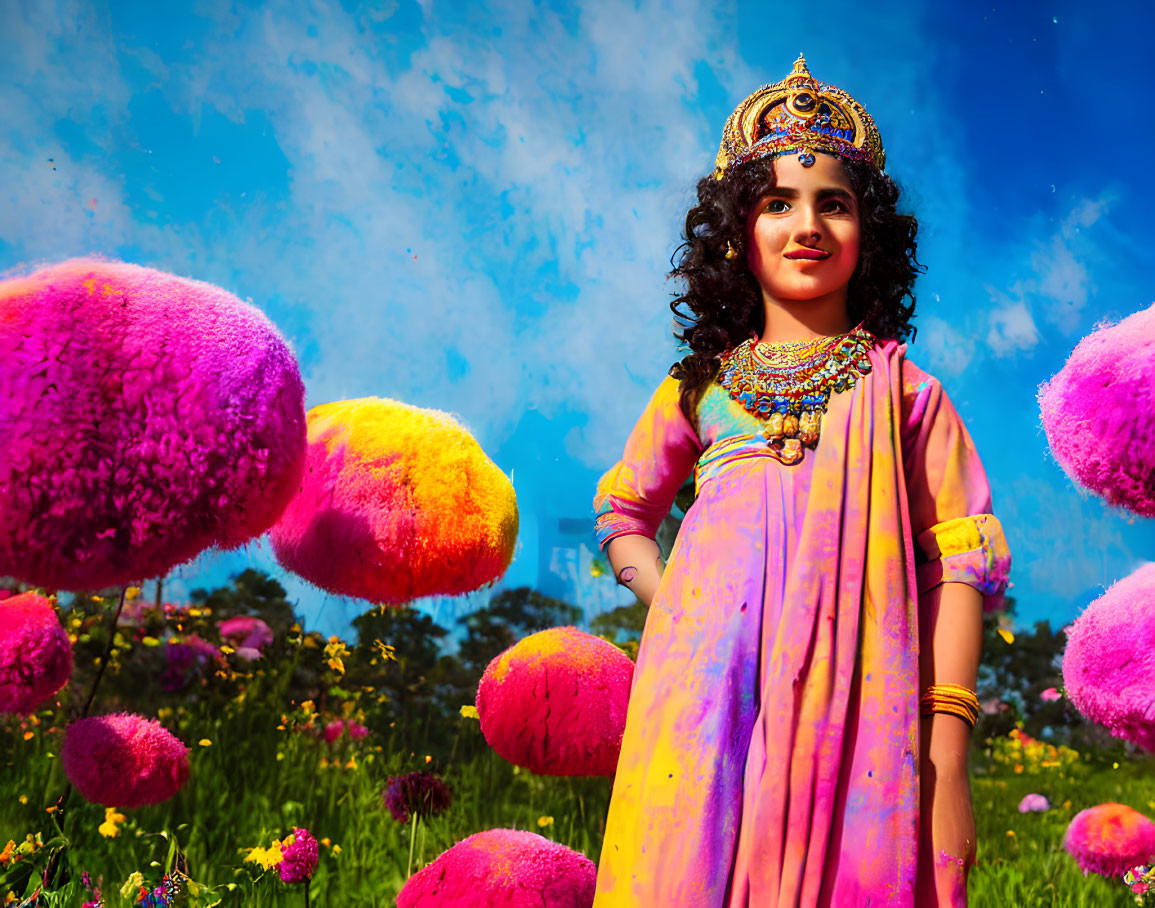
[823,199,852,214]
[762,199,789,214]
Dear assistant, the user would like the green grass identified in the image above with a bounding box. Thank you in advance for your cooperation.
[5,710,1154,907]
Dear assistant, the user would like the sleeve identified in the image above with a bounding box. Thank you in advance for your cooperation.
[900,359,1012,613]
[592,374,706,553]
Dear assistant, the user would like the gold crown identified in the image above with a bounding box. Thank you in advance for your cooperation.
[714,54,885,179]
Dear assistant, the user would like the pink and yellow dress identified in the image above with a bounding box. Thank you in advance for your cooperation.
[590,337,1011,907]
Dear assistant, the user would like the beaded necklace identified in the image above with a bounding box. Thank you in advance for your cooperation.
[715,322,876,465]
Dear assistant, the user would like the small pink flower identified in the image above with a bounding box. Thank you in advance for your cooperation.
[346,722,368,740]
[322,721,344,744]
[217,616,274,652]
[1041,687,1062,702]
[1133,881,1150,894]
[1019,793,1050,813]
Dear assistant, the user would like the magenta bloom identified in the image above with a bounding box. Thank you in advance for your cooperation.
[1019,793,1051,813]
[1040,687,1062,702]
[0,592,72,715]
[477,626,634,776]
[62,713,190,807]
[279,827,319,884]
[1038,303,1155,517]
[161,635,223,692]
[397,828,595,907]
[1063,563,1155,751]
[346,722,368,740]
[217,616,273,652]
[0,258,307,589]
[1065,803,1155,878]
[384,772,453,824]
[322,718,369,743]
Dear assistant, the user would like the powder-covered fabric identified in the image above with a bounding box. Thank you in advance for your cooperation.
[590,339,1010,907]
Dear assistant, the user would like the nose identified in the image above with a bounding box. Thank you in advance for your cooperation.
[793,204,822,243]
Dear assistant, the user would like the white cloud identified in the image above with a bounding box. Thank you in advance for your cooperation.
[911,312,973,376]
[985,295,1040,356]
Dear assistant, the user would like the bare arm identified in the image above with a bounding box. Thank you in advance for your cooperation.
[605,534,666,608]
[916,580,984,907]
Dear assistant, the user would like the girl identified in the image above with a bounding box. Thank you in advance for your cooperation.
[591,56,1011,907]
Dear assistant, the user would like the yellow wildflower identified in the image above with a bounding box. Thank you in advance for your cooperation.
[99,807,126,838]
[460,705,479,719]
[325,636,348,674]
[537,816,554,828]
[121,871,144,898]
[244,838,284,871]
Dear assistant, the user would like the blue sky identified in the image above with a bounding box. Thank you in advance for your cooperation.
[3,0,1153,639]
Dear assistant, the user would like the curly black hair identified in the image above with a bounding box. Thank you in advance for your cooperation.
[668,153,922,431]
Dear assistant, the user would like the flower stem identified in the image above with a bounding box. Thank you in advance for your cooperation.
[43,585,130,888]
[81,585,129,717]
[407,811,417,877]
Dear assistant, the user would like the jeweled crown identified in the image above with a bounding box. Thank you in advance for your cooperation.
[714,54,885,179]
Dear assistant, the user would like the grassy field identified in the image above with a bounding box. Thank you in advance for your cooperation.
[4,707,1153,907]
[2,594,1151,907]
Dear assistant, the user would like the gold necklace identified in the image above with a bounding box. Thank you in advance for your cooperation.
[715,323,876,464]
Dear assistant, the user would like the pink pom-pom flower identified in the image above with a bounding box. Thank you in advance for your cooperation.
[279,827,319,884]
[397,828,596,907]
[477,626,634,777]
[1019,793,1050,813]
[1038,303,1155,516]
[1063,563,1155,751]
[269,397,517,604]
[0,592,72,714]
[1064,803,1155,878]
[0,258,307,589]
[1040,687,1062,702]
[62,713,190,807]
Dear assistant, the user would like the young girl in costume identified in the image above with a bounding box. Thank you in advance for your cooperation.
[591,56,1011,907]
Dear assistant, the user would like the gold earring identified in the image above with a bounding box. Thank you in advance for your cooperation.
[725,241,740,261]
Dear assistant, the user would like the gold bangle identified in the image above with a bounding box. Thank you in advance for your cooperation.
[920,683,980,727]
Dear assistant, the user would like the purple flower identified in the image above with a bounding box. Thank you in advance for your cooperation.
[1019,793,1050,813]
[384,771,453,824]
[279,827,318,884]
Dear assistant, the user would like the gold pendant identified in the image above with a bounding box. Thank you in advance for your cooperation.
[760,407,823,464]
[763,437,804,465]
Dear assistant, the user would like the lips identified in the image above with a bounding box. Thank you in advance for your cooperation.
[784,248,830,260]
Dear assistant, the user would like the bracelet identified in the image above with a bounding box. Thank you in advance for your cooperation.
[919,683,980,728]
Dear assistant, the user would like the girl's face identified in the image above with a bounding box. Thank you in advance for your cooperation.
[744,153,861,306]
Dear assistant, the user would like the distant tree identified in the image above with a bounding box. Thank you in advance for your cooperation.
[455,586,582,678]
[190,568,297,639]
[348,604,450,732]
